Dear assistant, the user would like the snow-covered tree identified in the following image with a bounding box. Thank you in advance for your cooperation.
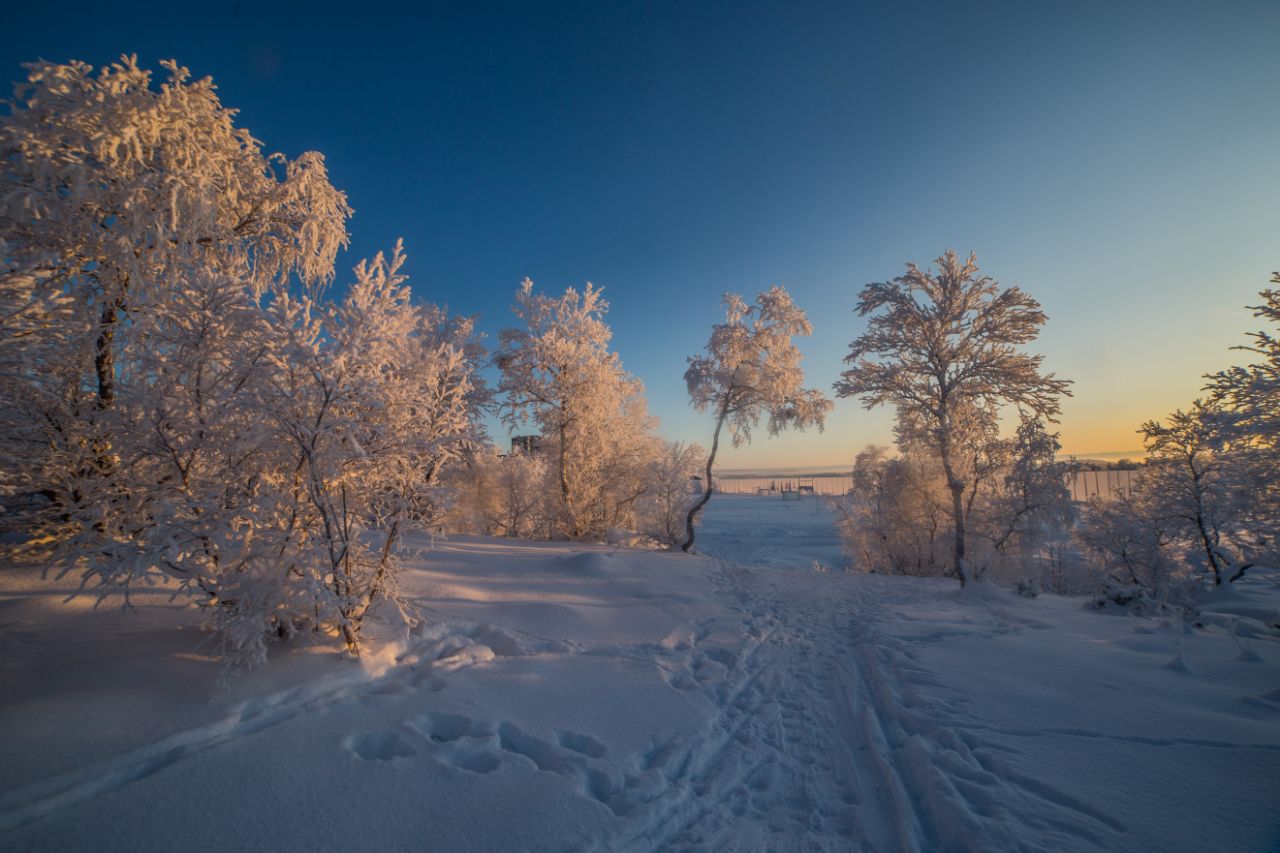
[496,280,657,540]
[245,242,483,656]
[682,287,832,552]
[14,239,483,669]
[1077,281,1280,597]
[0,57,494,670]
[835,251,1071,585]
[1135,402,1248,586]
[1205,281,1280,571]
[1076,487,1184,596]
[974,417,1076,579]
[0,56,350,503]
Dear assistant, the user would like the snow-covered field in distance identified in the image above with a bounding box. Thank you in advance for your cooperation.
[1,497,1278,851]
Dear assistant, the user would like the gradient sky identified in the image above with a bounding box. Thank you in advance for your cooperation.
[5,1,1278,469]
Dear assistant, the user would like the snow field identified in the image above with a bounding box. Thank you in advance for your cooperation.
[1,496,1278,851]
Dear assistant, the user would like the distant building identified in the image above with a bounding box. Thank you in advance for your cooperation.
[511,435,543,457]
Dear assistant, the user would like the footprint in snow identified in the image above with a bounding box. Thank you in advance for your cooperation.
[346,729,418,762]
[345,712,612,785]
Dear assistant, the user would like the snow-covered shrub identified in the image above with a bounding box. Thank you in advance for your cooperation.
[452,449,553,539]
[636,441,705,547]
[1088,579,1199,618]
[1077,383,1277,602]
[13,244,484,669]
[834,445,951,576]
[1076,488,1184,595]
[1014,578,1041,598]
[837,418,1075,585]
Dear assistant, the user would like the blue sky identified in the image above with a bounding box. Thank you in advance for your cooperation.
[5,1,1278,468]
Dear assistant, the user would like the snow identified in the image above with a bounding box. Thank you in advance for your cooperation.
[2,496,1279,851]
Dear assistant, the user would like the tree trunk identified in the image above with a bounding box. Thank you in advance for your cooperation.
[558,420,578,539]
[94,298,123,409]
[948,480,968,585]
[1189,467,1223,585]
[939,437,969,586]
[682,403,728,553]
[89,298,125,483]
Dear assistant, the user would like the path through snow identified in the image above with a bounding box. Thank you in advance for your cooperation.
[616,497,1131,851]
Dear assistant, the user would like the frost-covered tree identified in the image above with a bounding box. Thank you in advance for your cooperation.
[16,241,483,669]
[974,417,1075,576]
[0,56,350,501]
[259,242,483,653]
[496,280,657,540]
[0,57,493,670]
[1205,281,1280,570]
[1135,402,1248,586]
[485,452,551,538]
[682,287,832,552]
[836,251,1071,585]
[1077,281,1280,597]
[1077,488,1183,596]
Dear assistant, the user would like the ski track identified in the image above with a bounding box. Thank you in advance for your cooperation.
[612,539,1133,852]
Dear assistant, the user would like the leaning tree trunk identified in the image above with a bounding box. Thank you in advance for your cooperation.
[1189,466,1224,586]
[682,401,729,553]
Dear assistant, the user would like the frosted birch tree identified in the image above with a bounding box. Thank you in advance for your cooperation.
[0,56,350,503]
[835,251,1071,585]
[0,56,492,668]
[682,286,832,552]
[496,280,655,539]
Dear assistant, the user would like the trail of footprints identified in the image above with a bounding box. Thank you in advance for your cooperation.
[346,713,627,812]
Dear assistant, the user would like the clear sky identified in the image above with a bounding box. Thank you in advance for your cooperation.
[4,1,1277,469]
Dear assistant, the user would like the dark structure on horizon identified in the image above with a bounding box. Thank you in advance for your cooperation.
[511,435,543,457]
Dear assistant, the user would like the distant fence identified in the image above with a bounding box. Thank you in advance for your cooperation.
[712,469,1138,502]
[713,475,853,496]
[1067,469,1137,502]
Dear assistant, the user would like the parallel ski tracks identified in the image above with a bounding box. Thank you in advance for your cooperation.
[619,550,1128,852]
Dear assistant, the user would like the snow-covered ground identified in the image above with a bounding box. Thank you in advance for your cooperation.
[1,496,1278,851]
